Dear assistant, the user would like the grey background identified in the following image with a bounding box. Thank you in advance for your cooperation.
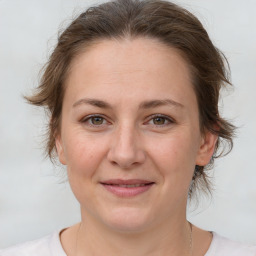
[0,0,255,248]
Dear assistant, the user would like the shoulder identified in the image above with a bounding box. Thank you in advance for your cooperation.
[0,230,66,256]
[205,232,256,256]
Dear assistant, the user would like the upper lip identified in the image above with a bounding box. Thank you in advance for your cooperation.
[100,179,154,185]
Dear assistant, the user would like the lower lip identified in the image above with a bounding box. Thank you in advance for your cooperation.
[101,184,154,197]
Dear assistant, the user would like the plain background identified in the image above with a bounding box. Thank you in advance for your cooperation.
[0,0,256,249]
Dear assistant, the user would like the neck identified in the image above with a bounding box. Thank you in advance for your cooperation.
[76,210,192,256]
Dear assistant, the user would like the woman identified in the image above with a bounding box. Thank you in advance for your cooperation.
[1,0,255,255]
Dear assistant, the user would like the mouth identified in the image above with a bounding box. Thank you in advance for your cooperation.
[100,179,155,197]
[107,183,152,188]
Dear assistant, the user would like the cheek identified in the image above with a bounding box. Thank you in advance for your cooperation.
[150,134,198,164]
[63,132,107,180]
[64,136,106,204]
[147,133,198,183]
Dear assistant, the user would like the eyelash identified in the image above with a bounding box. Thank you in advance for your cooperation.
[81,114,109,127]
[80,114,175,128]
[146,114,175,127]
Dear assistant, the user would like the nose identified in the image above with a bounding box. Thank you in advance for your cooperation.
[107,124,146,169]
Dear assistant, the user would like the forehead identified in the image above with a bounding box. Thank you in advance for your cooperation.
[69,37,192,80]
[64,37,196,107]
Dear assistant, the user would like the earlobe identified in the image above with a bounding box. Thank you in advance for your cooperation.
[196,131,218,166]
[55,135,67,165]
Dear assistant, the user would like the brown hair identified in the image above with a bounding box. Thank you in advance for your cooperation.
[26,0,235,197]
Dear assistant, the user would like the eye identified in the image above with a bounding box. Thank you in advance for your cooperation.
[90,116,105,125]
[147,114,174,127]
[81,115,108,126]
[152,116,168,125]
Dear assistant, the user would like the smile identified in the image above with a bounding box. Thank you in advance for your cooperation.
[110,184,149,188]
[100,179,155,197]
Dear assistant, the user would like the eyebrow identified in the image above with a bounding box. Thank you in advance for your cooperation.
[73,98,112,108]
[72,98,184,109]
[139,99,184,109]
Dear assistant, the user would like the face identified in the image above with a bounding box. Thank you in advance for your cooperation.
[56,38,216,233]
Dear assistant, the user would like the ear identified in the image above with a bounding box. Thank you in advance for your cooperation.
[55,134,67,165]
[196,130,218,166]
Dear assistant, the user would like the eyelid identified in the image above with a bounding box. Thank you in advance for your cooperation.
[145,114,175,126]
[81,114,110,126]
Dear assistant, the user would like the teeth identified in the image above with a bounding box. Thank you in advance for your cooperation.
[114,184,146,188]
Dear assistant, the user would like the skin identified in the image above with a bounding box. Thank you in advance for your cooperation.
[56,38,217,256]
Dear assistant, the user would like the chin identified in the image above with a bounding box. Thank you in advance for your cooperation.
[102,206,154,233]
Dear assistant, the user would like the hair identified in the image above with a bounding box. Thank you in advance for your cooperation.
[26,0,235,198]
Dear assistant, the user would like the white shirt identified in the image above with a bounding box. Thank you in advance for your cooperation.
[1,230,256,256]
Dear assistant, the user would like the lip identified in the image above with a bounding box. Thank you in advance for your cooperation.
[100,179,155,197]
[101,179,154,185]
